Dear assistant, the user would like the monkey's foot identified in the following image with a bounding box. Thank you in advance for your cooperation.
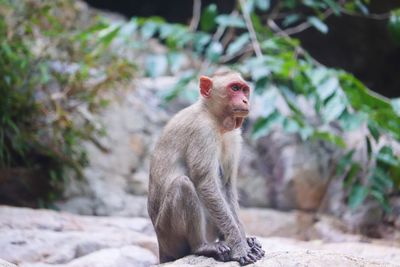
[194,241,231,262]
[246,237,265,260]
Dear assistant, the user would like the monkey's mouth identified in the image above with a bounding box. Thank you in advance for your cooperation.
[232,108,249,117]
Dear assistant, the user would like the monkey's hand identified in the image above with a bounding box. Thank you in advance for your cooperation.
[230,242,259,266]
[247,236,265,260]
[193,241,231,262]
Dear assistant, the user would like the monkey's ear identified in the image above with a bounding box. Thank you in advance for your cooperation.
[200,76,213,98]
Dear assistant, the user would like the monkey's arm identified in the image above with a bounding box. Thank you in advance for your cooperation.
[197,176,245,245]
[187,133,251,261]
[225,181,265,258]
[225,181,245,237]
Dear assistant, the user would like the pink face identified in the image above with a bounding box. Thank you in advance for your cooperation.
[226,81,250,117]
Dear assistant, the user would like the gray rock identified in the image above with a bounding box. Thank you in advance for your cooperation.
[255,131,338,211]
[0,259,17,267]
[2,206,400,267]
[158,250,397,267]
[239,208,315,240]
[19,246,157,267]
[57,77,172,217]
[0,206,157,266]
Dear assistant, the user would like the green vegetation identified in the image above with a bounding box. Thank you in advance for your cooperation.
[1,0,399,210]
[0,0,135,201]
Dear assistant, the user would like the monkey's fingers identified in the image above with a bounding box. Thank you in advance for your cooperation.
[247,252,257,261]
[217,244,231,262]
[239,256,253,266]
[251,246,265,258]
[247,236,262,248]
[246,237,255,247]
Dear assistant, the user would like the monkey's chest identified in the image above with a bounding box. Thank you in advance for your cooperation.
[218,153,232,184]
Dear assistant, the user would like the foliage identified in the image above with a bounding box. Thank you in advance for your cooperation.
[0,0,135,202]
[131,0,400,211]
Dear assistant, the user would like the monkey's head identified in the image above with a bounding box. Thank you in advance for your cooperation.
[199,71,250,131]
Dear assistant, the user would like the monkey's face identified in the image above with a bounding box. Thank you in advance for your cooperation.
[225,80,250,118]
[199,72,251,130]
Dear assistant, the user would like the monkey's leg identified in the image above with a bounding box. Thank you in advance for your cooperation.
[155,177,193,263]
[155,176,231,263]
[173,177,231,262]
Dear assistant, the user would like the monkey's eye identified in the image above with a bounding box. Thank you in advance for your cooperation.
[231,85,240,91]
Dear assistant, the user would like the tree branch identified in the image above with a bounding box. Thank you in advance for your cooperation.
[189,0,202,32]
[238,0,262,58]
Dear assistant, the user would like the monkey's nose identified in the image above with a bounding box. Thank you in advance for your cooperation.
[242,99,248,104]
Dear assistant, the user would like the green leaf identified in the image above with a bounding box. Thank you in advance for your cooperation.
[391,98,400,116]
[339,111,366,131]
[322,0,341,15]
[343,162,361,188]
[193,33,212,52]
[307,16,328,34]
[367,121,380,142]
[140,21,158,40]
[97,25,121,48]
[215,14,246,28]
[355,0,369,15]
[340,72,393,111]
[242,0,255,14]
[282,14,301,27]
[308,66,329,87]
[200,4,218,32]
[252,111,283,139]
[283,118,300,133]
[161,71,196,102]
[254,0,270,11]
[348,184,369,210]
[389,9,400,44]
[370,167,394,190]
[317,76,339,101]
[159,24,175,39]
[226,33,250,56]
[377,146,400,167]
[145,54,168,78]
[336,149,355,176]
[322,92,346,122]
[205,42,223,62]
[370,189,391,213]
[366,136,372,160]
[311,131,346,148]
[167,52,184,73]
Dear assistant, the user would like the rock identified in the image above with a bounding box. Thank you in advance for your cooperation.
[57,77,172,217]
[158,252,390,267]
[342,200,384,237]
[239,208,315,240]
[127,170,150,196]
[159,237,400,267]
[2,206,400,267]
[0,259,17,267]
[0,206,157,266]
[255,131,338,211]
[237,143,271,207]
[19,246,157,267]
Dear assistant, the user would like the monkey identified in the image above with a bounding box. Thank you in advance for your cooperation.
[147,70,265,266]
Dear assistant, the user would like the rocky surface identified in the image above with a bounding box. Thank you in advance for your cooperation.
[0,206,158,267]
[159,250,398,267]
[1,206,400,267]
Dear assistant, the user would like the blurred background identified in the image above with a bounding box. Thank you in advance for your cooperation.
[1,0,400,266]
